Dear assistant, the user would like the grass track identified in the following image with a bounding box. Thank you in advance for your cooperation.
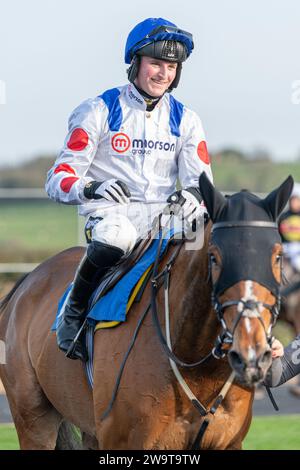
[0,415,299,450]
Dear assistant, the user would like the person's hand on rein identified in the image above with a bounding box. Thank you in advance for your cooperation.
[271,338,284,358]
[166,189,202,224]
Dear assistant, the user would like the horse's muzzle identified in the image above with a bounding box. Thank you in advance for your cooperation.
[228,348,272,385]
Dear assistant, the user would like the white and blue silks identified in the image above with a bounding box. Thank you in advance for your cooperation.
[45,83,213,217]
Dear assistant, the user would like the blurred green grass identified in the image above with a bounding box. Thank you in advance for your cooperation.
[243,415,300,450]
[273,320,294,346]
[0,201,78,262]
[0,424,19,450]
[1,415,300,450]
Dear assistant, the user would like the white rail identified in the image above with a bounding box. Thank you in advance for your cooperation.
[0,188,47,198]
[0,263,38,273]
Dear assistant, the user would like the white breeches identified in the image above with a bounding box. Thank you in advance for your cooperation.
[86,202,166,253]
[85,202,207,253]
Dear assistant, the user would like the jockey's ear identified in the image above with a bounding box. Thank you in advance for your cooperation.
[263,175,294,221]
[199,172,227,222]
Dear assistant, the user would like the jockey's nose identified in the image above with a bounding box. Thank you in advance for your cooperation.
[157,65,168,79]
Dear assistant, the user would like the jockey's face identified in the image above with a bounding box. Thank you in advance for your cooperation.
[135,56,178,97]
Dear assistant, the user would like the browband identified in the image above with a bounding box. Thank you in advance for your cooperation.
[212,221,278,231]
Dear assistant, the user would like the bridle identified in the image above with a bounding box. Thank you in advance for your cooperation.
[211,220,282,359]
[150,218,282,366]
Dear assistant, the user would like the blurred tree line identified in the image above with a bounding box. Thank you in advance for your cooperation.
[0,149,299,192]
[212,147,300,191]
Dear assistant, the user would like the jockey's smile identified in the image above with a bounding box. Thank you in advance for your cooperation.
[134,56,178,97]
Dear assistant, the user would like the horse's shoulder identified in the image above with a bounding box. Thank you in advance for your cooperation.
[27,247,85,285]
[49,246,85,265]
[45,246,83,264]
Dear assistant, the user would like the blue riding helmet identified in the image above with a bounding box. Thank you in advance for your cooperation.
[125,17,194,91]
[125,17,194,64]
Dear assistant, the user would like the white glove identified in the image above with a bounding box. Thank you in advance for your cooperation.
[84,179,131,204]
[167,189,202,224]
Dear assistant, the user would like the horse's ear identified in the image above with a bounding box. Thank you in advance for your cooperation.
[263,175,294,220]
[199,172,227,222]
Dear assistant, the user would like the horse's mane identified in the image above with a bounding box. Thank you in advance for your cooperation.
[0,273,29,313]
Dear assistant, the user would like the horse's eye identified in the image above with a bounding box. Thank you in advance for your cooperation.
[210,254,218,266]
[275,254,282,264]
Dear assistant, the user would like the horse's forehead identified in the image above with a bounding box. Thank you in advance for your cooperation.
[224,192,270,221]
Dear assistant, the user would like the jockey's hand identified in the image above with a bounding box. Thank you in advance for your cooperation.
[84,179,131,204]
[271,338,284,358]
[167,188,202,224]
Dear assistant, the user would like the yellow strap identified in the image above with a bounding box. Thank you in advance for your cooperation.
[94,265,153,332]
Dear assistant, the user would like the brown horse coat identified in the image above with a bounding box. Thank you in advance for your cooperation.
[0,222,254,450]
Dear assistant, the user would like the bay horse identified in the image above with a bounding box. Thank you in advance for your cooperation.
[0,174,293,450]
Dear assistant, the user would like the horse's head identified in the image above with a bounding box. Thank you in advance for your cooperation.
[200,173,294,386]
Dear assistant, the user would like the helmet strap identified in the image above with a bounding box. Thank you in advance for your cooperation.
[127,55,140,83]
[168,62,182,91]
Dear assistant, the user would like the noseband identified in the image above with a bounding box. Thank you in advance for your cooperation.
[210,221,281,358]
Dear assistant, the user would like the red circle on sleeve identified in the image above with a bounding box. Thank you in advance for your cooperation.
[60,176,79,193]
[197,141,210,164]
[67,128,89,151]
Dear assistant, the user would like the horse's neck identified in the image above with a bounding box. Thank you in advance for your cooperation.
[170,224,219,360]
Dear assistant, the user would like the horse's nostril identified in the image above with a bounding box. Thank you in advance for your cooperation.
[259,349,272,366]
[228,350,245,370]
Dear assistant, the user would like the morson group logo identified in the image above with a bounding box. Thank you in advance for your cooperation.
[111,133,175,156]
[111,133,131,153]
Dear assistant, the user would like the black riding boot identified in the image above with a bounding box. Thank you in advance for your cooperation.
[56,241,124,361]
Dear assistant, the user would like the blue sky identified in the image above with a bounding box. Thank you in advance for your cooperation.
[0,0,299,165]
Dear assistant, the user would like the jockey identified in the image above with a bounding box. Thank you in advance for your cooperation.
[278,183,300,272]
[45,17,213,361]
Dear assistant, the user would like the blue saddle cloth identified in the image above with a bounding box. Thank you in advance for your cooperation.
[52,230,174,330]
